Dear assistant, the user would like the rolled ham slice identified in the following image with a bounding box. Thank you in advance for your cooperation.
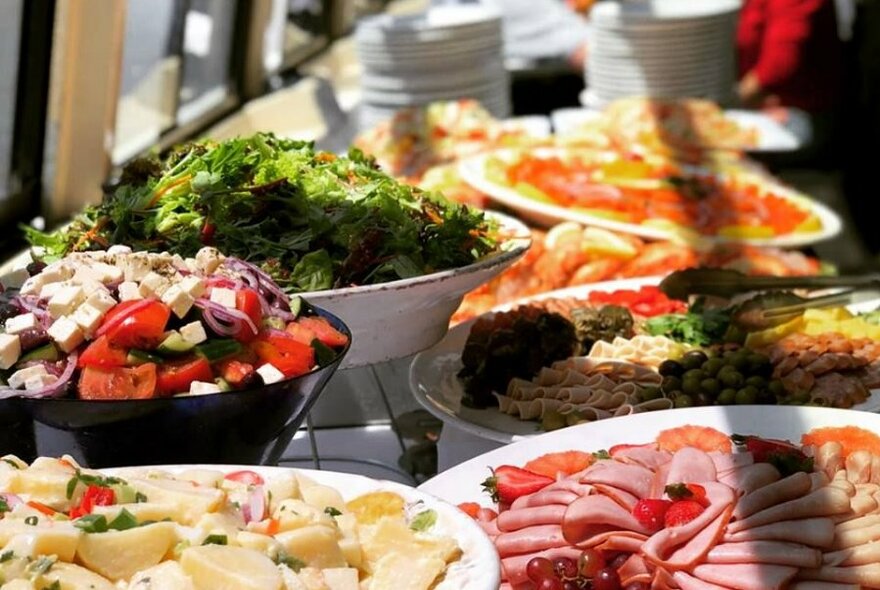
[815,442,844,479]
[580,461,655,499]
[495,524,568,557]
[690,563,798,590]
[810,471,831,492]
[618,554,650,586]
[823,540,880,566]
[593,483,639,511]
[726,487,851,534]
[478,518,501,538]
[710,451,754,476]
[788,582,858,590]
[594,531,648,553]
[665,448,718,485]
[672,571,731,590]
[612,446,672,470]
[871,453,880,485]
[845,450,872,485]
[562,494,654,545]
[501,547,583,586]
[832,522,880,549]
[497,505,567,533]
[719,463,780,495]
[723,518,835,548]
[848,491,877,517]
[705,541,821,568]
[798,564,880,587]
[510,488,579,510]
[731,472,812,521]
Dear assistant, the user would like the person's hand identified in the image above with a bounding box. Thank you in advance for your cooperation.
[737,70,766,107]
[569,41,589,71]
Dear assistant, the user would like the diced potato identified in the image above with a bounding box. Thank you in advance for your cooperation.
[286,567,329,590]
[127,478,224,525]
[194,512,243,541]
[127,561,195,590]
[367,553,445,590]
[413,533,462,564]
[7,464,77,509]
[75,522,176,581]
[237,531,282,556]
[266,473,301,513]
[0,552,29,582]
[91,502,186,524]
[40,562,116,590]
[359,518,459,572]
[3,525,81,561]
[180,545,282,590]
[338,537,362,570]
[345,493,405,526]
[321,568,359,590]
[0,579,35,590]
[175,469,224,489]
[0,455,27,470]
[279,566,311,590]
[300,486,345,514]
[274,525,346,569]
[271,500,331,533]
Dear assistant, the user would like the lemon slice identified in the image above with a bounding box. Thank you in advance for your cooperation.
[544,221,584,249]
[716,225,776,239]
[580,227,638,258]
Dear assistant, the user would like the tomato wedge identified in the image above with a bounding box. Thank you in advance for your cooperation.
[78,364,158,400]
[284,322,317,346]
[78,335,128,368]
[235,289,262,343]
[217,359,255,388]
[225,470,265,486]
[252,333,314,378]
[295,317,348,348]
[156,357,213,396]
[100,299,171,349]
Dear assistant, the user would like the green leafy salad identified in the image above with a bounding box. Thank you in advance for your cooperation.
[25,133,498,292]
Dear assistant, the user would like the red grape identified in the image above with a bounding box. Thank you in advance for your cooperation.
[593,567,622,590]
[624,583,649,590]
[538,578,564,590]
[610,553,630,569]
[562,581,582,590]
[526,557,556,583]
[553,557,578,579]
[578,548,606,578]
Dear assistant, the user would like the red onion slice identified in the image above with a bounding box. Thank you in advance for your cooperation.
[242,486,267,524]
[17,352,78,399]
[0,493,23,509]
[96,298,156,338]
[194,299,259,338]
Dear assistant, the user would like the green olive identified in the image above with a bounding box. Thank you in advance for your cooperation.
[719,370,744,389]
[681,350,709,370]
[674,394,695,408]
[788,391,811,405]
[703,358,725,377]
[745,375,767,389]
[661,376,683,394]
[682,368,706,382]
[695,392,715,406]
[700,378,721,396]
[747,353,773,377]
[639,386,663,401]
[768,380,786,397]
[717,388,737,405]
[735,386,759,405]
[658,360,684,377]
[730,353,750,372]
[682,378,703,396]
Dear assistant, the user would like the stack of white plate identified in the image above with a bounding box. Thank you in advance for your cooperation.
[585,0,741,108]
[355,5,510,130]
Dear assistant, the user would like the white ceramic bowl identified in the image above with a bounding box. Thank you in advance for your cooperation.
[104,464,500,590]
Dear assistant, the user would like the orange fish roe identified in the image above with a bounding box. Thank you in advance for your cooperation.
[524,451,596,478]
[801,426,880,457]
[656,425,733,454]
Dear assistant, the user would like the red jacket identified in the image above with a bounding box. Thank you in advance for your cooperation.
[736,0,843,112]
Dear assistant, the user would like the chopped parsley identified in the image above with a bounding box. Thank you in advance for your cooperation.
[41,582,61,590]
[66,469,125,499]
[324,507,342,517]
[274,550,306,572]
[202,534,228,546]
[409,509,437,532]
[26,555,56,577]
[2,459,21,469]
[0,550,13,563]
[0,496,9,514]
[592,450,612,460]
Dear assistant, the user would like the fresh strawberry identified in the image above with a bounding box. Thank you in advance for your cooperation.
[524,451,595,478]
[664,483,709,507]
[731,434,813,476]
[481,465,553,505]
[664,500,706,527]
[457,502,481,519]
[632,498,672,531]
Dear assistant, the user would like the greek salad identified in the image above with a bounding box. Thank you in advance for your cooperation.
[0,247,348,400]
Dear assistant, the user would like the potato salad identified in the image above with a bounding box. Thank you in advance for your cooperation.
[0,456,460,589]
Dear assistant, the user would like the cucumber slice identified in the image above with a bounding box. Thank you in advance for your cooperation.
[263,317,285,331]
[127,349,163,365]
[288,297,302,318]
[157,332,196,356]
[311,338,336,367]
[19,343,60,364]
[195,339,242,363]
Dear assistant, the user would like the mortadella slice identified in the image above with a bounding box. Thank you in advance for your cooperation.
[580,461,655,499]
[710,451,754,477]
[665,447,718,485]
[823,541,880,566]
[497,505,567,532]
[691,563,798,590]
[593,484,639,511]
[726,487,851,534]
[672,571,732,590]
[612,446,672,470]
[732,472,812,521]
[719,463,781,495]
[510,488,579,510]
[723,518,835,548]
[705,541,821,568]
[562,494,654,545]
[495,524,569,557]
[798,564,880,587]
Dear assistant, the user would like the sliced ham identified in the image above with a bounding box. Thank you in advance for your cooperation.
[665,447,718,485]
[580,461,655,499]
[619,554,651,586]
[817,441,845,477]
[479,518,501,537]
[823,540,880,566]
[672,571,732,590]
[500,547,583,586]
[829,472,856,496]
[845,450,872,485]
[642,482,735,568]
[691,563,798,590]
[495,524,568,557]
[510,488,579,510]
[497,505,567,532]
[718,463,780,494]
[723,518,835,548]
[810,471,831,492]
[594,531,648,553]
[788,582,858,590]
[593,483,639,511]
[612,446,672,470]
[731,472,812,521]
[871,453,880,484]
[725,487,851,534]
[705,541,821,568]
[652,460,673,498]
[710,451,754,476]
[849,491,877,516]
[798,564,880,587]
[562,494,654,545]
[664,510,732,569]
[832,522,880,549]
[835,513,880,532]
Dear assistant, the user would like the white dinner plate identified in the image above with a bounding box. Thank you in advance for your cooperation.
[102,464,500,590]
[458,147,842,247]
[418,405,880,506]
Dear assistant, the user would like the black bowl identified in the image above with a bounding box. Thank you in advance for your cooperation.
[0,398,36,461]
[10,302,350,468]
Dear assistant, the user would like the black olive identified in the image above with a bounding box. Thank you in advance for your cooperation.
[18,328,49,352]
[658,360,684,377]
[26,261,47,276]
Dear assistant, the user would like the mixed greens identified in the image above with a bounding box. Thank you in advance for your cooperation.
[24,134,498,293]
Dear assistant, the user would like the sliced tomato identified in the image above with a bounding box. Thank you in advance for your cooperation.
[100,299,171,349]
[156,357,213,397]
[225,470,265,486]
[78,364,158,400]
[234,289,262,343]
[69,485,115,519]
[78,336,129,368]
[252,333,314,379]
[217,359,255,388]
[285,322,317,346]
[295,317,348,348]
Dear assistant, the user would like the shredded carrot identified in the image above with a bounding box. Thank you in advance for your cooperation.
[73,217,109,251]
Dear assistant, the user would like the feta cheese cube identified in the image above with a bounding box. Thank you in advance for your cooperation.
[19,274,45,296]
[180,321,208,345]
[161,285,194,319]
[47,316,84,353]
[25,373,58,391]
[85,290,117,314]
[209,287,236,309]
[195,247,224,274]
[71,303,104,336]
[48,285,85,318]
[0,333,21,370]
[256,363,285,385]
[189,381,222,395]
[180,275,206,299]
[8,365,48,389]
[5,313,38,335]
[1,266,31,290]
[42,261,74,281]
[107,245,132,255]
[121,254,152,282]
[72,266,105,287]
[139,272,171,298]
[117,281,142,301]
[38,281,65,300]
[94,261,125,283]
